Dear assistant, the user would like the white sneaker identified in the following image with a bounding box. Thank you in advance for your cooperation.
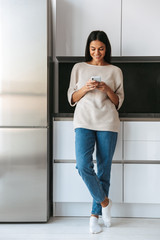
[89,216,102,234]
[102,199,112,227]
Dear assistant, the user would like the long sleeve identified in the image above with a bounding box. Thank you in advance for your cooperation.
[67,64,78,107]
[114,68,124,110]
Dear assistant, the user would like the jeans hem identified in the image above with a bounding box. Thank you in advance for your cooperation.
[91,211,102,216]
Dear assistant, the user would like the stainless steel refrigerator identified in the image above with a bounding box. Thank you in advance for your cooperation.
[0,0,50,222]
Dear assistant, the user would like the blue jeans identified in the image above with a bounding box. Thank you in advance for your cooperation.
[75,128,117,216]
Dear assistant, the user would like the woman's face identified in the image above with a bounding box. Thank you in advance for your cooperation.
[89,40,106,63]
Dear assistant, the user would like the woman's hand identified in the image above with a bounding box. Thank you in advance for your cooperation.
[85,79,99,92]
[71,79,99,104]
[96,81,109,93]
[96,81,119,108]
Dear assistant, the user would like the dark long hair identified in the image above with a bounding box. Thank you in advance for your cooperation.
[85,30,111,63]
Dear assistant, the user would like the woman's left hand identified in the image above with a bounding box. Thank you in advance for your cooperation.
[96,81,119,108]
[96,81,109,94]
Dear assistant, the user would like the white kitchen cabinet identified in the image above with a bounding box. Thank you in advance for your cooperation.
[53,121,75,160]
[53,163,123,203]
[124,122,160,141]
[122,0,160,56]
[53,121,122,161]
[56,0,121,56]
[53,163,91,202]
[124,141,160,161]
[124,122,160,161]
[53,119,160,217]
[109,164,123,203]
[124,164,160,203]
[113,124,123,161]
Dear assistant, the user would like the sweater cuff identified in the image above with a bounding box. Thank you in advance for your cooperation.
[68,90,77,107]
[116,94,123,110]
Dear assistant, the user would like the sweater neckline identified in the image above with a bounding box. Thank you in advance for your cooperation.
[83,62,111,67]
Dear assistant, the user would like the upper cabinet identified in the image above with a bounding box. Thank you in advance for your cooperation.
[122,0,160,56]
[56,0,121,56]
[54,0,160,57]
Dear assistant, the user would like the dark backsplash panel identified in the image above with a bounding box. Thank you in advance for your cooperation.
[57,56,160,117]
[58,61,75,113]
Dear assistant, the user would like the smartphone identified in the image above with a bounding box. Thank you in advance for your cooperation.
[91,76,101,82]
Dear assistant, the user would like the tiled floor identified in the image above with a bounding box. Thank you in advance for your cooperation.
[0,217,160,240]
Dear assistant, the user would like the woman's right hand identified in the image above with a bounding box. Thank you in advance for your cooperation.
[84,79,99,92]
[71,79,99,104]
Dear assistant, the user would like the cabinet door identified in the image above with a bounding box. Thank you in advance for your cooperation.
[56,0,121,56]
[53,163,91,202]
[53,163,122,203]
[124,122,160,141]
[122,0,160,56]
[124,122,160,161]
[53,121,122,161]
[124,141,160,161]
[109,164,123,203]
[124,164,160,203]
[53,121,75,160]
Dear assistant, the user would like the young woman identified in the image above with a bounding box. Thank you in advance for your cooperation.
[67,30,124,234]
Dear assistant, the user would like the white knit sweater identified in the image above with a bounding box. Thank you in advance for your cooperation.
[67,62,124,132]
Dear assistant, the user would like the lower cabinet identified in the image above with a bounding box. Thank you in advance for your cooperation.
[124,141,160,161]
[53,120,160,217]
[53,163,123,203]
[124,164,160,204]
[124,122,160,161]
[53,163,91,203]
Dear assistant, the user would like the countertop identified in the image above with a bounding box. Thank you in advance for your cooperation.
[53,113,160,121]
